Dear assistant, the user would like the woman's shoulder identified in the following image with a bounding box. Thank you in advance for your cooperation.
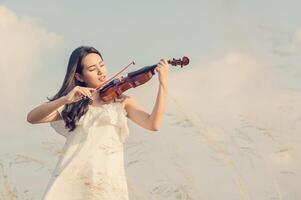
[117,94,132,107]
[115,94,134,117]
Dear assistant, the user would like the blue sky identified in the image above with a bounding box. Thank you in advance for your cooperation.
[2,0,301,78]
[19,1,301,81]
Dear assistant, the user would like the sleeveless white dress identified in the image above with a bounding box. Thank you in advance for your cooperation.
[42,102,130,200]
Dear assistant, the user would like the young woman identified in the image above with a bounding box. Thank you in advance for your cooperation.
[27,46,169,200]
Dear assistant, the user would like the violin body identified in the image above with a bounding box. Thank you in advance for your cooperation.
[99,70,155,102]
[91,56,190,103]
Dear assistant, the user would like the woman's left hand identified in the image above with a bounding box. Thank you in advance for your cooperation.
[155,59,169,84]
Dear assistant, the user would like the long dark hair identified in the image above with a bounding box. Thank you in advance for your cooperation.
[47,46,103,132]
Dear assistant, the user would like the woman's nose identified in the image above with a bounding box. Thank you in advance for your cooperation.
[96,67,102,74]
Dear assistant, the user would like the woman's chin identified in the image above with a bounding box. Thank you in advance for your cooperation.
[96,81,106,88]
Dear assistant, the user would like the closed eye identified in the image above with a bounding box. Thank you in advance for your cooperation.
[89,65,104,72]
[87,61,105,70]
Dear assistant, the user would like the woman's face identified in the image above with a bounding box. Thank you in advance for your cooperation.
[76,53,108,88]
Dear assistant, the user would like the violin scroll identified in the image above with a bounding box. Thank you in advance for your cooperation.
[168,56,190,68]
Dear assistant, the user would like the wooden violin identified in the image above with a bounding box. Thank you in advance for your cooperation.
[84,56,190,103]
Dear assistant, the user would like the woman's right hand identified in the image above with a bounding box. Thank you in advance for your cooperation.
[64,86,96,104]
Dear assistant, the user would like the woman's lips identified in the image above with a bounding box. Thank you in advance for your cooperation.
[98,75,106,81]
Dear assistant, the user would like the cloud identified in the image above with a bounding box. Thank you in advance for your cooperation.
[126,52,301,198]
[293,27,301,46]
[0,7,64,198]
[165,52,301,132]
[0,5,63,111]
[168,53,271,113]
[129,51,296,131]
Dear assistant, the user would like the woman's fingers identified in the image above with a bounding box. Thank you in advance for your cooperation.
[75,88,88,99]
[159,59,168,65]
[66,86,97,103]
[79,87,96,98]
[88,88,97,96]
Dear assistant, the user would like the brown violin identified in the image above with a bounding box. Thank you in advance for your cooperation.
[84,56,190,103]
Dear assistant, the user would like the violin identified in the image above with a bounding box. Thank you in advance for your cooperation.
[84,56,189,103]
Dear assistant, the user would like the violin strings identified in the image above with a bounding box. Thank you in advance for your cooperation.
[90,61,136,98]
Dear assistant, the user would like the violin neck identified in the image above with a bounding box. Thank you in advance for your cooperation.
[127,64,157,77]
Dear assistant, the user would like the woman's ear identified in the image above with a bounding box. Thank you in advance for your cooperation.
[74,73,84,82]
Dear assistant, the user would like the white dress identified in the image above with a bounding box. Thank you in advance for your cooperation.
[42,102,130,200]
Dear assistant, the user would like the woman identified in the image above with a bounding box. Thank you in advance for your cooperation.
[27,46,169,199]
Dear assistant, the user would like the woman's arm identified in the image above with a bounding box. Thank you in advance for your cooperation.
[26,96,68,124]
[124,59,169,131]
[27,86,96,124]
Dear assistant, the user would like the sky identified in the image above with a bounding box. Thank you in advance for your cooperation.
[0,0,301,199]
